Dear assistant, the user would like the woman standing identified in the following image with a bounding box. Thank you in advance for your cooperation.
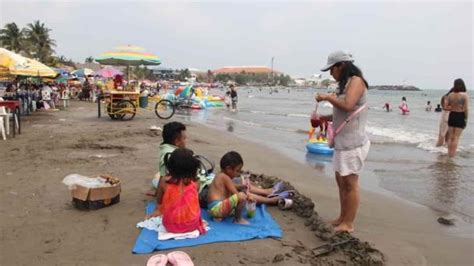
[436,88,453,147]
[316,51,370,232]
[399,96,409,115]
[446,79,469,157]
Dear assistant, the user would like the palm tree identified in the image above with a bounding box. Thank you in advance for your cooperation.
[24,20,56,62]
[0,22,25,52]
[85,56,94,63]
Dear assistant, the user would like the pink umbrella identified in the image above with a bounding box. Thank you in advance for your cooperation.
[93,67,123,78]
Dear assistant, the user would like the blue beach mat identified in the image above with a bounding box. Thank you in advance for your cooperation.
[132,202,282,254]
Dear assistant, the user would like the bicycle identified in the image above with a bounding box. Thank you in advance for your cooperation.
[154,96,196,119]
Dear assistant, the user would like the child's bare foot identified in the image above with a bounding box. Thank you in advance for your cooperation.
[329,218,343,226]
[145,190,156,197]
[334,223,354,233]
[234,218,250,225]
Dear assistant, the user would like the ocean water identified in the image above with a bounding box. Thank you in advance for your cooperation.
[177,87,474,224]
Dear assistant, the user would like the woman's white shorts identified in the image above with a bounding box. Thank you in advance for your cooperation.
[333,141,370,176]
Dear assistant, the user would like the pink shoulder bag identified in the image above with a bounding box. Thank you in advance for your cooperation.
[327,103,367,148]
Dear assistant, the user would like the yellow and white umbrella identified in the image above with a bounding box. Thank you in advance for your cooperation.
[0,48,57,77]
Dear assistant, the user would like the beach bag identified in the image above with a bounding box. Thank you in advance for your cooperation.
[327,103,367,148]
[310,102,321,128]
[195,155,215,208]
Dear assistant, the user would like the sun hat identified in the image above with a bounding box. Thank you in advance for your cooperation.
[321,50,354,72]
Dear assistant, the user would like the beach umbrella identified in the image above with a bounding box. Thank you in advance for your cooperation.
[0,48,57,77]
[93,67,123,78]
[53,68,70,77]
[95,45,161,80]
[72,68,94,77]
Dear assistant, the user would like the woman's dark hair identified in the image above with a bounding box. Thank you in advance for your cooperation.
[452,78,466,93]
[441,87,455,105]
[220,151,243,170]
[165,148,200,185]
[335,61,369,95]
[162,122,186,145]
[402,96,407,101]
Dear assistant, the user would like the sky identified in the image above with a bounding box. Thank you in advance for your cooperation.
[0,0,472,89]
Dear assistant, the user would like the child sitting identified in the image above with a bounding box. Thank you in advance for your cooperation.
[207,151,251,224]
[148,148,206,234]
[150,122,187,191]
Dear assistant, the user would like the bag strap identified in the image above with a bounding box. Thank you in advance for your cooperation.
[335,103,367,134]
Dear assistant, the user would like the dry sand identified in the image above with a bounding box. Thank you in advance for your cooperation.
[0,101,472,265]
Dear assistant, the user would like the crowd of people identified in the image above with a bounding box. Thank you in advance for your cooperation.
[2,82,72,114]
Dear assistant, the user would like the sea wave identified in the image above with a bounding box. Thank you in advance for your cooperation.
[247,110,310,118]
[366,125,471,153]
[223,116,308,134]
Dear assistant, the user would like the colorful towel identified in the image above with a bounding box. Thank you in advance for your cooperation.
[132,202,282,253]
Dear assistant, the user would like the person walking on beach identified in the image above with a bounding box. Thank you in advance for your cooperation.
[230,84,238,111]
[436,88,453,146]
[315,51,370,232]
[446,79,469,157]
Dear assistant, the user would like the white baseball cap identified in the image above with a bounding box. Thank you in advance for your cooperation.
[321,50,354,72]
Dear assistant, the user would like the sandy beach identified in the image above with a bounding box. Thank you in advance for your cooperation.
[1,101,473,266]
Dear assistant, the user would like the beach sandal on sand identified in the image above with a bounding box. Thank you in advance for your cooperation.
[146,254,168,266]
[167,251,194,266]
[278,198,294,210]
[271,181,285,195]
[268,190,295,199]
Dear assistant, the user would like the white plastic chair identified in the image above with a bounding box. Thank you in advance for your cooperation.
[0,97,19,135]
[0,117,5,140]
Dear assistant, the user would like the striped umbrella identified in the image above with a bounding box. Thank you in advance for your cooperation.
[95,45,161,65]
[95,45,161,80]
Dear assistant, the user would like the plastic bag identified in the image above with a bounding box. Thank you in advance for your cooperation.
[62,174,111,190]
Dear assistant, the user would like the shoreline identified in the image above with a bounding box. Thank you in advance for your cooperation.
[0,101,472,265]
[186,111,474,228]
[177,111,474,264]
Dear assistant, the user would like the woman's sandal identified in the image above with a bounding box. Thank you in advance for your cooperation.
[268,190,295,199]
[167,251,194,266]
[271,181,285,195]
[146,254,168,266]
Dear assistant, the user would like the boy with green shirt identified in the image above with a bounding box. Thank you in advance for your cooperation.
[151,122,187,189]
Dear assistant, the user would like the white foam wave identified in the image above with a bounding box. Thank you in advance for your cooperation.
[287,113,310,118]
[366,125,470,154]
[366,125,433,145]
[249,110,309,118]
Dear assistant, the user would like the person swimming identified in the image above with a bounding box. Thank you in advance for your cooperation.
[399,96,410,115]
[425,101,432,111]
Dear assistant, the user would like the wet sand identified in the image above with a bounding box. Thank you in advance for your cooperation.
[0,101,472,265]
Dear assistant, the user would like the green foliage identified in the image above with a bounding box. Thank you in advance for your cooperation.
[213,72,293,86]
[85,56,94,63]
[321,79,332,87]
[24,20,56,63]
[177,68,191,81]
[132,66,154,80]
[0,20,56,64]
[0,22,24,52]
